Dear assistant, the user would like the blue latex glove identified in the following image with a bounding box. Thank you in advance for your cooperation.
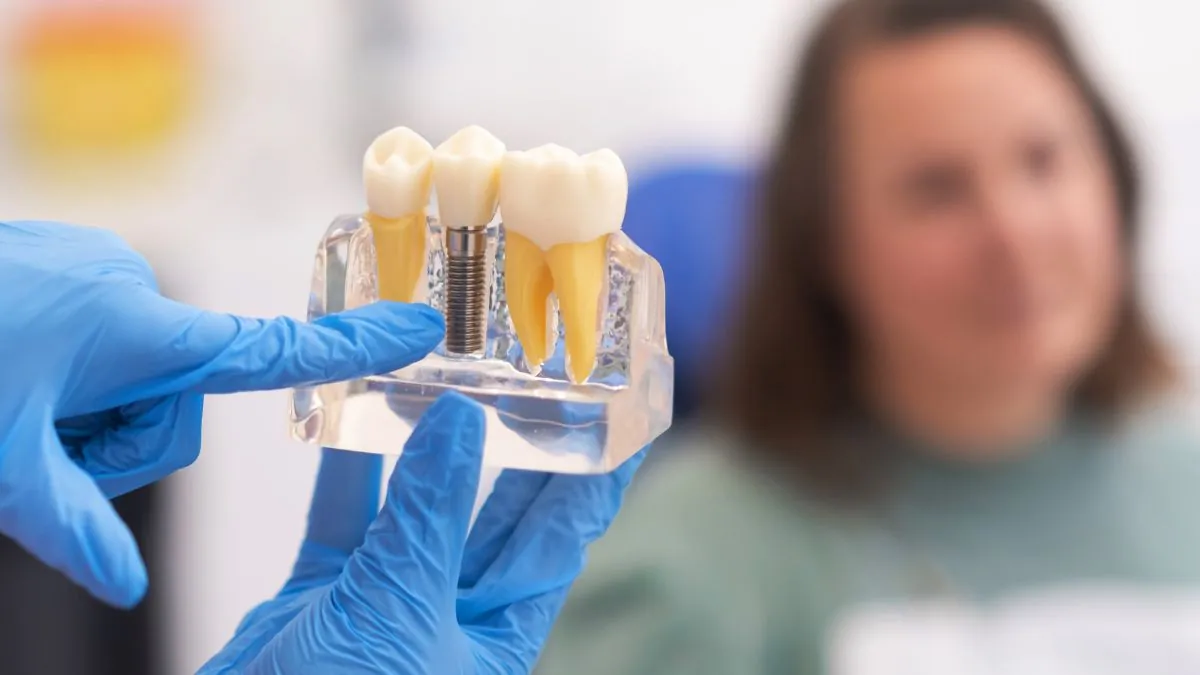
[0,220,444,608]
[201,393,645,674]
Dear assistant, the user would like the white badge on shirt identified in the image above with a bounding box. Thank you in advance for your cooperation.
[827,585,1200,675]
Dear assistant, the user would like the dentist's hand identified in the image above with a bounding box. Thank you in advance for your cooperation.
[202,393,646,674]
[0,220,444,608]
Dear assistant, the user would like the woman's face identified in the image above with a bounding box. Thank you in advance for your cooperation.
[833,26,1122,397]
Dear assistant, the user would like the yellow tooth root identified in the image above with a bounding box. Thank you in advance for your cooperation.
[505,231,554,370]
[365,212,426,303]
[546,235,609,384]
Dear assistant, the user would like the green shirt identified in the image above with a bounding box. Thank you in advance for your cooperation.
[537,412,1200,674]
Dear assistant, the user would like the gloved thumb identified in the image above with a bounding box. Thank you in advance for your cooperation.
[337,393,485,615]
[0,408,148,608]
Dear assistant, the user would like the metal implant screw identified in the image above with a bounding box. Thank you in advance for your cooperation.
[443,226,489,355]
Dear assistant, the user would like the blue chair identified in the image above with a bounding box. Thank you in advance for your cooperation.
[623,163,755,421]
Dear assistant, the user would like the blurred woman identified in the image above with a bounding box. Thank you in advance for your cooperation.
[538,0,1200,672]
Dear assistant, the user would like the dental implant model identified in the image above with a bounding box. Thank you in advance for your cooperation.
[289,126,673,474]
[433,126,505,355]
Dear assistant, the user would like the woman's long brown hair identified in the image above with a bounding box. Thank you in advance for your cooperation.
[717,0,1178,496]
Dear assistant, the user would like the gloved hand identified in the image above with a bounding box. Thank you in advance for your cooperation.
[0,220,444,608]
[201,393,646,674]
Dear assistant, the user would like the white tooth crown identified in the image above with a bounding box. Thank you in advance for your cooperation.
[499,144,629,251]
[433,125,507,228]
[363,127,434,219]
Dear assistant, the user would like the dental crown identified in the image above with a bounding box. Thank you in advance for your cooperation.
[363,127,434,219]
[432,125,507,228]
[499,144,628,251]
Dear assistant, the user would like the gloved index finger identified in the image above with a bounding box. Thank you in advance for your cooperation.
[458,447,648,625]
[340,393,486,609]
[71,289,444,412]
[453,448,648,674]
[186,301,445,395]
[460,469,551,589]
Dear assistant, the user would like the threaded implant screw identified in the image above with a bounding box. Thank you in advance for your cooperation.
[444,226,489,355]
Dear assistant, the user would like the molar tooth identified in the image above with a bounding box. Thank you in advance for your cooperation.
[499,145,627,382]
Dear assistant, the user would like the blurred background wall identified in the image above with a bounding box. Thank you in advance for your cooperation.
[0,0,1194,672]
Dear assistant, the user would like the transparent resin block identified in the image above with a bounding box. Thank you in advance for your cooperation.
[289,214,674,473]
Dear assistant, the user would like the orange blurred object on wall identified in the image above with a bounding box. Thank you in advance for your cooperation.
[11,3,196,157]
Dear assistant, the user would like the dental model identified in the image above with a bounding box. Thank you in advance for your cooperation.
[432,125,506,354]
[363,127,434,303]
[500,145,628,383]
[290,126,673,477]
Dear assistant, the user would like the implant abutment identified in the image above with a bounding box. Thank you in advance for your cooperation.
[443,226,489,356]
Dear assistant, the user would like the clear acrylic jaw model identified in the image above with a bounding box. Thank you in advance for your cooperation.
[289,211,674,474]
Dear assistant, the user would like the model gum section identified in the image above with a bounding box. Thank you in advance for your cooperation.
[361,126,629,383]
